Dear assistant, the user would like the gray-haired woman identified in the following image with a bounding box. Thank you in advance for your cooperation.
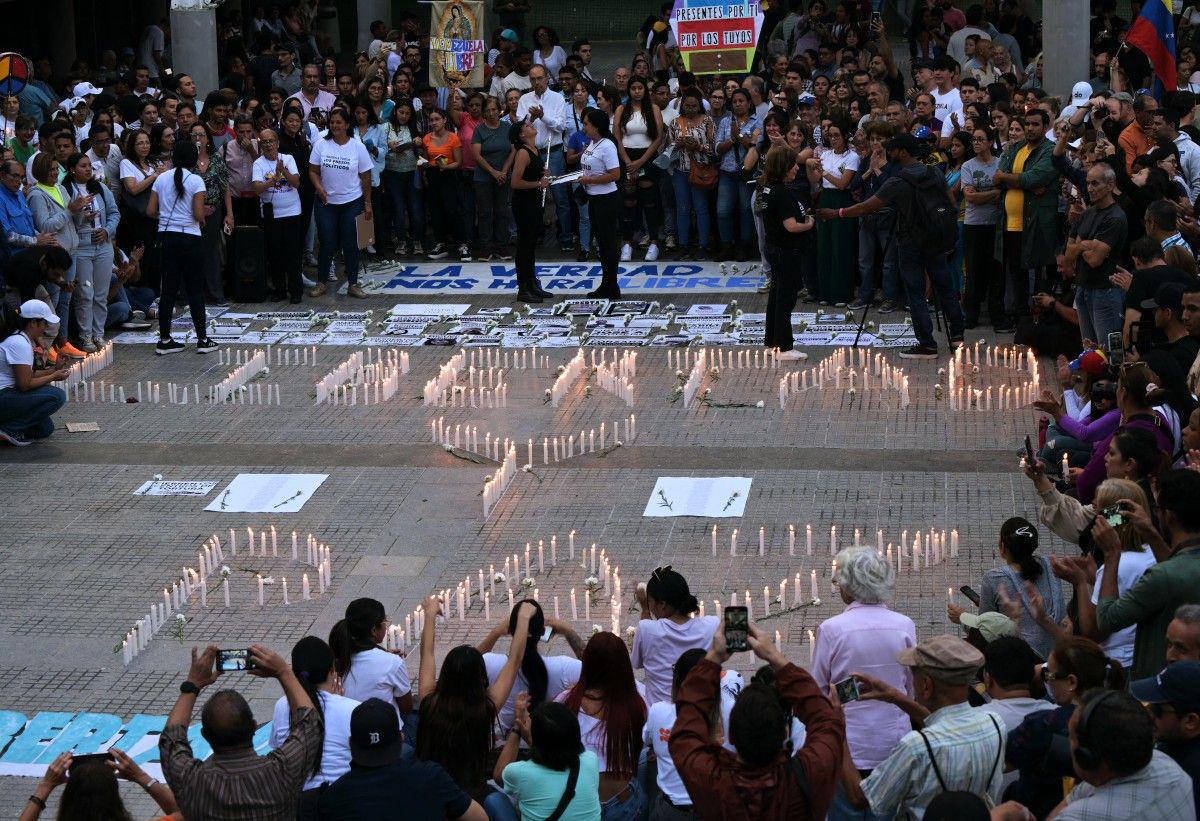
[812,545,917,821]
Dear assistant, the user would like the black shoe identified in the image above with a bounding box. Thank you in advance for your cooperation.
[196,338,219,354]
[586,287,619,299]
[577,248,589,262]
[516,288,543,303]
[993,323,1016,334]
[289,296,303,304]
[267,290,286,302]
[531,280,553,299]
[156,339,185,355]
[898,344,939,360]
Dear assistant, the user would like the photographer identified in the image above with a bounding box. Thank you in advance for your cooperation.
[19,748,178,821]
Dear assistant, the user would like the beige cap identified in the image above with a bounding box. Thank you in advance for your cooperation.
[897,635,985,684]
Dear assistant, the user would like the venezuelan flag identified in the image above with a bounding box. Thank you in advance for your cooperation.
[1126,0,1176,94]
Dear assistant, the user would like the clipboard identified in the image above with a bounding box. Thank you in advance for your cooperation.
[549,170,584,186]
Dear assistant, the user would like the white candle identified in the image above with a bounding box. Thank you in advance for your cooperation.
[223,578,230,607]
[806,524,813,555]
[775,629,782,652]
[759,527,765,556]
[283,577,290,604]
[302,573,310,599]
[731,528,738,556]
[789,524,795,556]
[810,570,818,600]
[571,588,578,620]
[257,575,264,606]
[711,525,717,557]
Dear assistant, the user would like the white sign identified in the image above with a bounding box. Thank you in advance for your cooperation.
[205,474,328,513]
[643,477,753,518]
[134,480,218,497]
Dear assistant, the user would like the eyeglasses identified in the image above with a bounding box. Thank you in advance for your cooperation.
[1042,668,1069,682]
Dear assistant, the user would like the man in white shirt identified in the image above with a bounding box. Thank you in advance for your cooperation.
[287,64,336,120]
[137,19,169,80]
[1156,109,1200,200]
[85,125,122,193]
[929,55,964,140]
[946,5,991,65]
[516,65,573,251]
[501,50,533,94]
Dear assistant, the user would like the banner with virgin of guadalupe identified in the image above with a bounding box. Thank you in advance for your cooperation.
[429,1,487,88]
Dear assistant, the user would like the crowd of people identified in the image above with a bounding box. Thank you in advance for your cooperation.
[17,468,1200,821]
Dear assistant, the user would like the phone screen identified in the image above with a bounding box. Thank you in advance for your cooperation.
[724,606,749,652]
[1100,504,1127,527]
[217,648,256,672]
[835,677,860,703]
[540,625,553,643]
[1105,331,1124,369]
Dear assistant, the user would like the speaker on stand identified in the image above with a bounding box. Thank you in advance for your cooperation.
[233,225,267,302]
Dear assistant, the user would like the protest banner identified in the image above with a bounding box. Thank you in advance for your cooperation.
[669,0,764,74]
[429,0,486,88]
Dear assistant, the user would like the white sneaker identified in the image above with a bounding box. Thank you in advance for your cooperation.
[302,274,317,288]
[620,243,632,262]
[777,350,808,361]
[366,244,377,255]
[645,243,660,262]
[326,262,338,282]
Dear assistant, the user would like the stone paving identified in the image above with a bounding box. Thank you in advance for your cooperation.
[0,290,1064,818]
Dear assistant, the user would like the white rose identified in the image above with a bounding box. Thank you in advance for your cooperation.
[755,400,765,408]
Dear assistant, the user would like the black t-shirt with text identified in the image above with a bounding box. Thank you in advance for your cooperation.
[761,182,808,249]
[1071,202,1128,289]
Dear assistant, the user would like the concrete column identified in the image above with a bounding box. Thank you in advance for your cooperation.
[357,0,389,50]
[1042,0,1089,101]
[43,0,77,76]
[169,4,219,96]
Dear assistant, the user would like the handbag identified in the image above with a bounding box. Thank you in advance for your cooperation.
[688,157,718,189]
[121,184,152,217]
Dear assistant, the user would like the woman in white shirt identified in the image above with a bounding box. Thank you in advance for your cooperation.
[251,128,304,303]
[614,77,665,264]
[0,300,69,446]
[269,636,361,814]
[805,118,859,306]
[330,597,413,717]
[531,26,568,80]
[578,108,623,300]
[631,566,719,707]
[147,140,215,355]
[307,108,373,299]
[65,153,119,353]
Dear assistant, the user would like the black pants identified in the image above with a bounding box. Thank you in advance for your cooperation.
[264,213,304,299]
[588,191,621,293]
[513,191,541,287]
[425,167,465,246]
[158,231,206,340]
[963,223,1004,325]
[765,245,800,351]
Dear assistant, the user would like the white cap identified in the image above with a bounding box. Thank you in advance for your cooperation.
[72,81,102,97]
[18,299,59,325]
[1071,81,1093,105]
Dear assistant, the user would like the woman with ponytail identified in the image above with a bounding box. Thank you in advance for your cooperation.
[951,516,1065,660]
[631,566,718,706]
[145,138,215,354]
[1006,636,1125,818]
[417,596,536,820]
[478,599,585,739]
[269,636,360,816]
[329,597,413,718]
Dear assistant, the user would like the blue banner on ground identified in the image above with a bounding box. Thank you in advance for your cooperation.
[356,261,767,295]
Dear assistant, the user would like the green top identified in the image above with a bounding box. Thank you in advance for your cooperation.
[1096,546,1200,680]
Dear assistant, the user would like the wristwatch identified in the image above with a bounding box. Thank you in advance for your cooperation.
[179,680,201,695]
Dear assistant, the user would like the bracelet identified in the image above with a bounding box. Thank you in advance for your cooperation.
[28,795,46,810]
[142,777,159,791]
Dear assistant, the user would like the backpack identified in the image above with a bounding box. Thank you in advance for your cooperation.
[896,165,958,256]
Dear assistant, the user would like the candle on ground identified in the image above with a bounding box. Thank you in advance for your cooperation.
[571,589,578,620]
[810,570,818,600]
[223,579,230,607]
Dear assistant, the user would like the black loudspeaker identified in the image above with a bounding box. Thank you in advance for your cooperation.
[233,225,267,302]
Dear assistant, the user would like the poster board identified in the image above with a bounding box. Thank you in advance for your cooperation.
[669,0,765,75]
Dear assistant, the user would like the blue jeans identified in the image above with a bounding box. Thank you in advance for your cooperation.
[897,242,965,348]
[483,788,519,821]
[548,146,573,246]
[73,242,114,340]
[857,217,899,302]
[672,169,711,251]
[105,285,156,326]
[828,779,893,821]
[315,197,364,285]
[602,777,646,821]
[0,385,65,439]
[383,170,424,244]
[573,184,592,249]
[1074,286,1124,345]
[716,170,753,246]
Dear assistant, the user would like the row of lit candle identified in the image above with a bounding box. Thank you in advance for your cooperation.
[549,350,587,407]
[51,341,113,388]
[422,349,467,406]
[482,445,519,518]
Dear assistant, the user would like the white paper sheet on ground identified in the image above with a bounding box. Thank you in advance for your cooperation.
[205,474,328,513]
[389,303,472,316]
[134,480,218,496]
[686,303,728,316]
[643,477,752,518]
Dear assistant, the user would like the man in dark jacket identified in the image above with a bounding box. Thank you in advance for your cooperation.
[669,622,844,820]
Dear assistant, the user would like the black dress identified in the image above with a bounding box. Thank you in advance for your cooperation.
[512,144,544,288]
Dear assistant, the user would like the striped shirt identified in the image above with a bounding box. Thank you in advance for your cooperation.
[159,706,322,820]
[861,701,1005,820]
[1161,232,1191,254]
[1056,750,1195,821]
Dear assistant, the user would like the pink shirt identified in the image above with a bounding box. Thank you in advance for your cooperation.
[811,602,917,770]
[458,113,480,170]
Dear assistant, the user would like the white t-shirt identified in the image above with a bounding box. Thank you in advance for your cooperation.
[1091,546,1157,667]
[532,45,568,79]
[716,669,806,754]
[270,691,361,789]
[0,332,34,391]
[556,680,646,771]
[342,647,411,717]
[137,24,165,77]
[483,652,582,734]
[310,137,373,205]
[931,86,963,138]
[252,154,302,218]
[643,701,693,805]
[152,170,206,235]
[819,148,860,188]
[630,615,719,706]
[580,138,619,195]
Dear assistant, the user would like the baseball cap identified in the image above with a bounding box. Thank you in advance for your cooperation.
[349,698,403,766]
[1131,661,1200,714]
[1071,81,1092,105]
[73,81,102,97]
[1141,282,1186,315]
[1112,91,1134,104]
[897,635,985,684]
[18,300,59,326]
[500,28,519,43]
[886,132,924,154]
[796,92,816,107]
[959,611,1017,643]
